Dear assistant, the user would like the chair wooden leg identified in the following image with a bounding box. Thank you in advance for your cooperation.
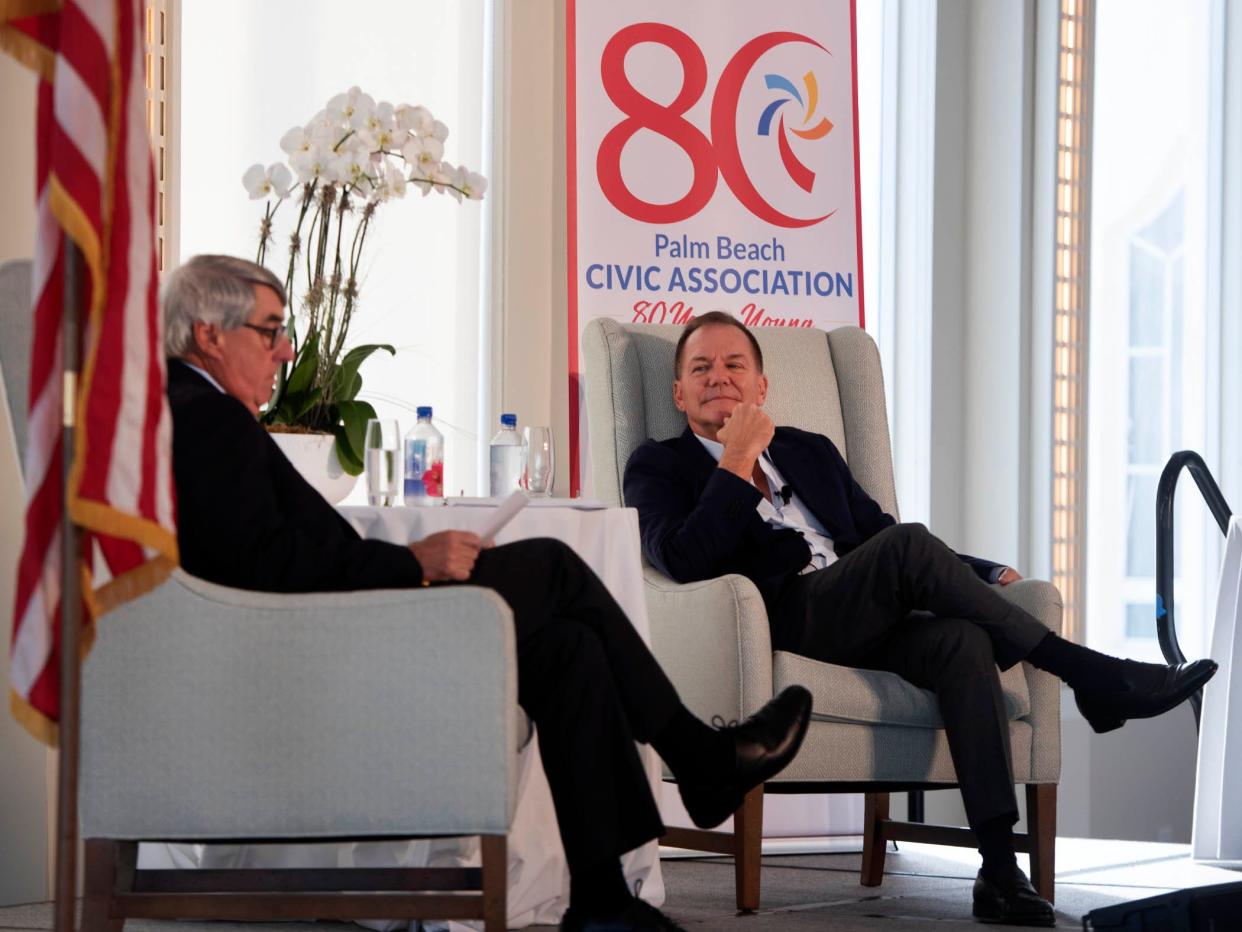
[1025,784,1056,904]
[860,792,889,887]
[480,834,507,932]
[733,786,763,913]
[82,839,136,932]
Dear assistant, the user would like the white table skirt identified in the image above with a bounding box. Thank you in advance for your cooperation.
[141,501,664,930]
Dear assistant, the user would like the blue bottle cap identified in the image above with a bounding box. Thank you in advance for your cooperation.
[501,413,517,428]
[417,406,433,418]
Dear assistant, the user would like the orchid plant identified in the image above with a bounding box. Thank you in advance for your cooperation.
[244,86,486,475]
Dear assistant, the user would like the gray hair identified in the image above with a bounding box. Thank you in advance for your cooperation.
[162,254,287,358]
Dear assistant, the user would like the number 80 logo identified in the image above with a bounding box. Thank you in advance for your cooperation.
[596,23,836,229]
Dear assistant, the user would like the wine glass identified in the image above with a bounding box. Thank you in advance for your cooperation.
[364,418,401,506]
[521,426,555,497]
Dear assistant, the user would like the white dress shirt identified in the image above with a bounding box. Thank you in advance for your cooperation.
[181,361,225,394]
[695,433,837,573]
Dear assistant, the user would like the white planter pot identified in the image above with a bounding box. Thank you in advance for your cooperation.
[270,431,359,505]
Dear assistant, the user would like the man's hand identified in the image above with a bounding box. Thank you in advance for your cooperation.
[409,530,483,583]
[997,567,1023,586]
[717,403,775,481]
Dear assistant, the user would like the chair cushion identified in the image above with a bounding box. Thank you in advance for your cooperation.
[773,649,1031,729]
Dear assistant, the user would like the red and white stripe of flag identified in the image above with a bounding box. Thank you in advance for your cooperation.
[2,0,178,744]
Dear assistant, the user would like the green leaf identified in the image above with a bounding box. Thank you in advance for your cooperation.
[286,332,322,397]
[334,343,395,402]
[329,423,363,475]
[332,399,379,476]
[290,387,324,422]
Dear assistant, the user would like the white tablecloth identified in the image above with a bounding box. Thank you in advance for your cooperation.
[141,501,664,930]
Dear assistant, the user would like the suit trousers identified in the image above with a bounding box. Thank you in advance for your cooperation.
[465,537,677,871]
[771,523,1051,828]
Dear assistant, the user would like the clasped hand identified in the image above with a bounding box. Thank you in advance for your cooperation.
[409,530,488,583]
[717,403,774,480]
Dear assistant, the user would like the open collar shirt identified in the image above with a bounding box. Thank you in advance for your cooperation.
[694,433,838,573]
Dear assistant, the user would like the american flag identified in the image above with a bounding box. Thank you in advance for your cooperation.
[2,0,178,743]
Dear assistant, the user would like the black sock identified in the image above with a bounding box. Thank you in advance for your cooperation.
[569,858,632,918]
[1026,632,1129,692]
[650,705,732,784]
[975,815,1018,879]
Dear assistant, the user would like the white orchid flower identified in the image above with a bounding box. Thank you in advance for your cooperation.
[396,104,434,136]
[432,160,459,200]
[401,135,444,174]
[242,163,267,199]
[430,119,449,143]
[360,102,400,152]
[408,158,443,197]
[371,160,407,202]
[442,164,468,203]
[338,150,373,191]
[279,126,312,156]
[267,162,293,197]
[336,131,369,158]
[290,145,336,183]
[305,109,342,143]
[457,166,487,200]
[242,162,293,199]
[327,86,376,132]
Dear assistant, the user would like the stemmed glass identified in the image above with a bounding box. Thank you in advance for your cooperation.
[521,426,555,497]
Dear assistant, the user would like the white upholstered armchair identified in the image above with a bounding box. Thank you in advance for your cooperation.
[1,259,516,931]
[582,317,1062,910]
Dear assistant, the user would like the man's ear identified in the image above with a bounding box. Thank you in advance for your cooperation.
[757,372,768,406]
[672,378,686,412]
[191,320,224,360]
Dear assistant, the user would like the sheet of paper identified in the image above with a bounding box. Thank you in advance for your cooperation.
[444,496,610,511]
[479,490,530,540]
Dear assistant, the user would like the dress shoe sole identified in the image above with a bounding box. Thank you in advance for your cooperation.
[1080,659,1217,734]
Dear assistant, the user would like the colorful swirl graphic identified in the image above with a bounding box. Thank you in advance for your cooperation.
[757,71,833,193]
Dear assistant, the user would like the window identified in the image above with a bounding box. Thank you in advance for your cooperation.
[173,0,490,500]
[1085,0,1213,661]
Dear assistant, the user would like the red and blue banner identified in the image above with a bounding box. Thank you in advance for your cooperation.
[567,0,864,492]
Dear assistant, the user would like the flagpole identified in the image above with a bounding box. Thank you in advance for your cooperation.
[55,235,84,932]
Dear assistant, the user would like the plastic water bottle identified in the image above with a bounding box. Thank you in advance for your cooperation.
[403,406,445,506]
[488,413,523,497]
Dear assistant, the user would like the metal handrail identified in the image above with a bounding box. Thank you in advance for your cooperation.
[1155,451,1232,728]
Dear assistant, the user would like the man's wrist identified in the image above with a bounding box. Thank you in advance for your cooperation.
[717,448,757,481]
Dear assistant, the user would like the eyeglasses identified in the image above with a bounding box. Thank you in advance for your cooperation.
[241,323,287,350]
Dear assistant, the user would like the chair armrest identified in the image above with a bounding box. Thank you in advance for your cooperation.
[643,566,773,723]
[995,578,1063,782]
[81,570,518,841]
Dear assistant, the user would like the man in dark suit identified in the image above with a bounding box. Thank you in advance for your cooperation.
[623,311,1217,927]
[162,257,813,932]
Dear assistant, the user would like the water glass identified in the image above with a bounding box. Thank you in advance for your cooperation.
[364,418,401,506]
[522,426,555,497]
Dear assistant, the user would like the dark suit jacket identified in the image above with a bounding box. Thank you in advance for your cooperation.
[623,425,1001,608]
[168,359,423,592]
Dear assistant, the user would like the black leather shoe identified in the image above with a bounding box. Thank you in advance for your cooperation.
[1074,658,1217,734]
[560,897,687,931]
[678,685,813,829]
[972,865,1055,927]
